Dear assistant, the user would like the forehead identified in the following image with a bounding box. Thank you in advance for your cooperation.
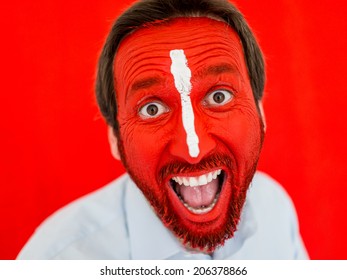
[114,17,248,91]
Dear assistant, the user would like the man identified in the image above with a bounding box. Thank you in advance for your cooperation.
[18,0,308,259]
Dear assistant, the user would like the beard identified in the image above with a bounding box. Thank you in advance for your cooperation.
[117,134,263,252]
[159,153,257,252]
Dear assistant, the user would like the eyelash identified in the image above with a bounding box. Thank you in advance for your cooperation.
[138,101,169,119]
[137,88,234,119]
[203,89,234,107]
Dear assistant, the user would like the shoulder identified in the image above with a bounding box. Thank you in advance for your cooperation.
[17,174,132,259]
[238,171,308,259]
[249,171,294,211]
[247,171,298,231]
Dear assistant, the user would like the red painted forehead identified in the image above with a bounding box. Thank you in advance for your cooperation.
[114,17,250,99]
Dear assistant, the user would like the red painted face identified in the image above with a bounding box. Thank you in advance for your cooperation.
[114,17,264,252]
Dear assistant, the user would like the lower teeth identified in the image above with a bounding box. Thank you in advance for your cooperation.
[179,195,219,214]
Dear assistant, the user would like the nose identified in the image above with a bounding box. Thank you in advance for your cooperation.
[168,116,216,164]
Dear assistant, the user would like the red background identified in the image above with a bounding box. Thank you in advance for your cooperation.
[0,1,346,259]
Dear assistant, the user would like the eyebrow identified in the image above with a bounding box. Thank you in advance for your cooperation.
[131,77,162,92]
[129,63,238,94]
[201,63,238,76]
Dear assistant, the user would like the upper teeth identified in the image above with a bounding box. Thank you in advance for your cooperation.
[172,169,222,187]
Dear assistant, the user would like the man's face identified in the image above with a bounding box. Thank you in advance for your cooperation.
[114,17,264,252]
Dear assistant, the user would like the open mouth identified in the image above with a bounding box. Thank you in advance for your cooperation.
[169,169,225,214]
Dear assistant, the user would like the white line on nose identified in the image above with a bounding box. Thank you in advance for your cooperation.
[170,49,200,158]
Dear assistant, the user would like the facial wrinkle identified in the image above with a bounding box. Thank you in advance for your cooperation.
[114,17,264,252]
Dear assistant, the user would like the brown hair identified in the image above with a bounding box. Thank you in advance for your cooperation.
[96,0,265,133]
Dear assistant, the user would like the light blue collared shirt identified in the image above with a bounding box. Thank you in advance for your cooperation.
[17,171,308,259]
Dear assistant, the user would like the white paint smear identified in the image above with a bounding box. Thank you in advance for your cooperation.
[170,49,200,158]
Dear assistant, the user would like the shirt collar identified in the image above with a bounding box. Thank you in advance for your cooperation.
[125,179,183,259]
[125,176,257,259]
[212,196,257,259]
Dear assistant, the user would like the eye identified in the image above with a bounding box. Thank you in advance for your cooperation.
[204,89,233,106]
[139,102,168,119]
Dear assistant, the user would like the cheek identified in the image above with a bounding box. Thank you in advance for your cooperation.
[209,107,262,162]
[119,117,173,177]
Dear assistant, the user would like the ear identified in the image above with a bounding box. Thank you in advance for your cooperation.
[257,101,267,132]
[108,126,121,160]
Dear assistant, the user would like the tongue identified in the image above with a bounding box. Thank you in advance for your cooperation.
[177,178,219,208]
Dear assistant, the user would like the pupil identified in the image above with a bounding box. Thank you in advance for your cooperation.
[213,92,225,103]
[147,104,158,116]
